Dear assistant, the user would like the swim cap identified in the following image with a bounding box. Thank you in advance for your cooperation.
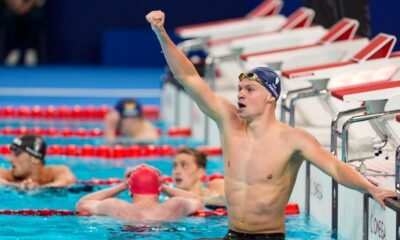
[128,165,161,195]
[10,135,46,162]
[115,98,142,118]
[239,67,281,100]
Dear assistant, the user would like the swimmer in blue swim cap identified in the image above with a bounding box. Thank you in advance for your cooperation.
[0,134,76,189]
[147,10,396,239]
[104,98,159,144]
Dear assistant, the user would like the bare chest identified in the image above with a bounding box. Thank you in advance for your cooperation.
[223,136,292,184]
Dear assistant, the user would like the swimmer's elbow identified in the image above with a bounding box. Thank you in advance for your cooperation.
[76,200,100,216]
[65,175,77,186]
[76,201,88,213]
[191,198,204,213]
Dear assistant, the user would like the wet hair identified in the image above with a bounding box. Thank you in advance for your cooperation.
[173,147,207,169]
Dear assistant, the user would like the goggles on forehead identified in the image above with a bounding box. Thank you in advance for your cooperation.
[238,72,264,86]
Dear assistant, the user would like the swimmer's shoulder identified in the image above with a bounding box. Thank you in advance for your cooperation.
[0,168,13,181]
[45,165,74,176]
[206,179,224,194]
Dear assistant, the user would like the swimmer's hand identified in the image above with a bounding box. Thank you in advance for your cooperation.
[369,186,397,208]
[16,179,40,190]
[146,10,165,33]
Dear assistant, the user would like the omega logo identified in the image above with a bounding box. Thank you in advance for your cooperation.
[310,179,322,200]
[370,213,386,240]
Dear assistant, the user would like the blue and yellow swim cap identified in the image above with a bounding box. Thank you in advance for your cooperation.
[239,67,281,101]
[115,98,142,118]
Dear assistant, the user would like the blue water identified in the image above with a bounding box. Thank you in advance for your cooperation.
[0,213,345,240]
[0,119,204,147]
[0,135,203,147]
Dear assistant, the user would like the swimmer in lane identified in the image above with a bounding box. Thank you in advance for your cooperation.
[76,164,203,223]
[104,98,159,144]
[0,134,76,189]
[172,147,225,207]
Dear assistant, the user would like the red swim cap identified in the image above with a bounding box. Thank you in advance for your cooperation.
[128,165,161,195]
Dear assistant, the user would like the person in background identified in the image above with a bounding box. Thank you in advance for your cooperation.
[104,98,159,144]
[76,164,203,223]
[172,147,225,207]
[1,0,46,66]
[0,134,76,189]
[304,0,371,37]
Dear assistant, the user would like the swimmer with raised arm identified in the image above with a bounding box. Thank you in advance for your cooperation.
[0,134,76,189]
[76,164,203,223]
[146,10,396,239]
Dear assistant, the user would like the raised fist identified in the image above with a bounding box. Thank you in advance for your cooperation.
[146,10,165,33]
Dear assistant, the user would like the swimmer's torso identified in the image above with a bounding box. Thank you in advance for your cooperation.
[222,122,303,233]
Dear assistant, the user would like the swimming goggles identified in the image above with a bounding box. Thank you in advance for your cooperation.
[9,144,24,157]
[238,72,264,86]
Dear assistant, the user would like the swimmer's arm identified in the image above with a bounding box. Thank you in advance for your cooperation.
[78,183,128,202]
[203,195,226,207]
[0,169,15,186]
[297,129,396,207]
[207,179,225,196]
[146,11,229,122]
[0,170,34,188]
[161,184,203,200]
[42,166,76,187]
[104,110,120,143]
[165,196,204,217]
[76,183,129,214]
[0,179,20,187]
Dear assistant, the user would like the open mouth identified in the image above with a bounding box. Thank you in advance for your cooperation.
[238,102,246,109]
[174,177,182,184]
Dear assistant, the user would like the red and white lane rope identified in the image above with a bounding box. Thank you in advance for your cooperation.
[0,126,192,138]
[0,205,300,217]
[0,105,159,120]
[0,208,228,217]
[0,145,223,158]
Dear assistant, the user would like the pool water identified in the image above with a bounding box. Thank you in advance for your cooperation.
[0,120,203,147]
[0,153,348,240]
[0,213,345,239]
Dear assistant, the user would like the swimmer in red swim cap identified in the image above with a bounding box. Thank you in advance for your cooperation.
[128,164,162,195]
[76,164,203,223]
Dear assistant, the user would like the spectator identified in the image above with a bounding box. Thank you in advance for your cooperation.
[1,0,46,66]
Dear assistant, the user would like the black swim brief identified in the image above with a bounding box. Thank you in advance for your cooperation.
[223,229,285,240]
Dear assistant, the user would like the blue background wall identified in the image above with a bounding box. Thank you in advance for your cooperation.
[42,0,400,66]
